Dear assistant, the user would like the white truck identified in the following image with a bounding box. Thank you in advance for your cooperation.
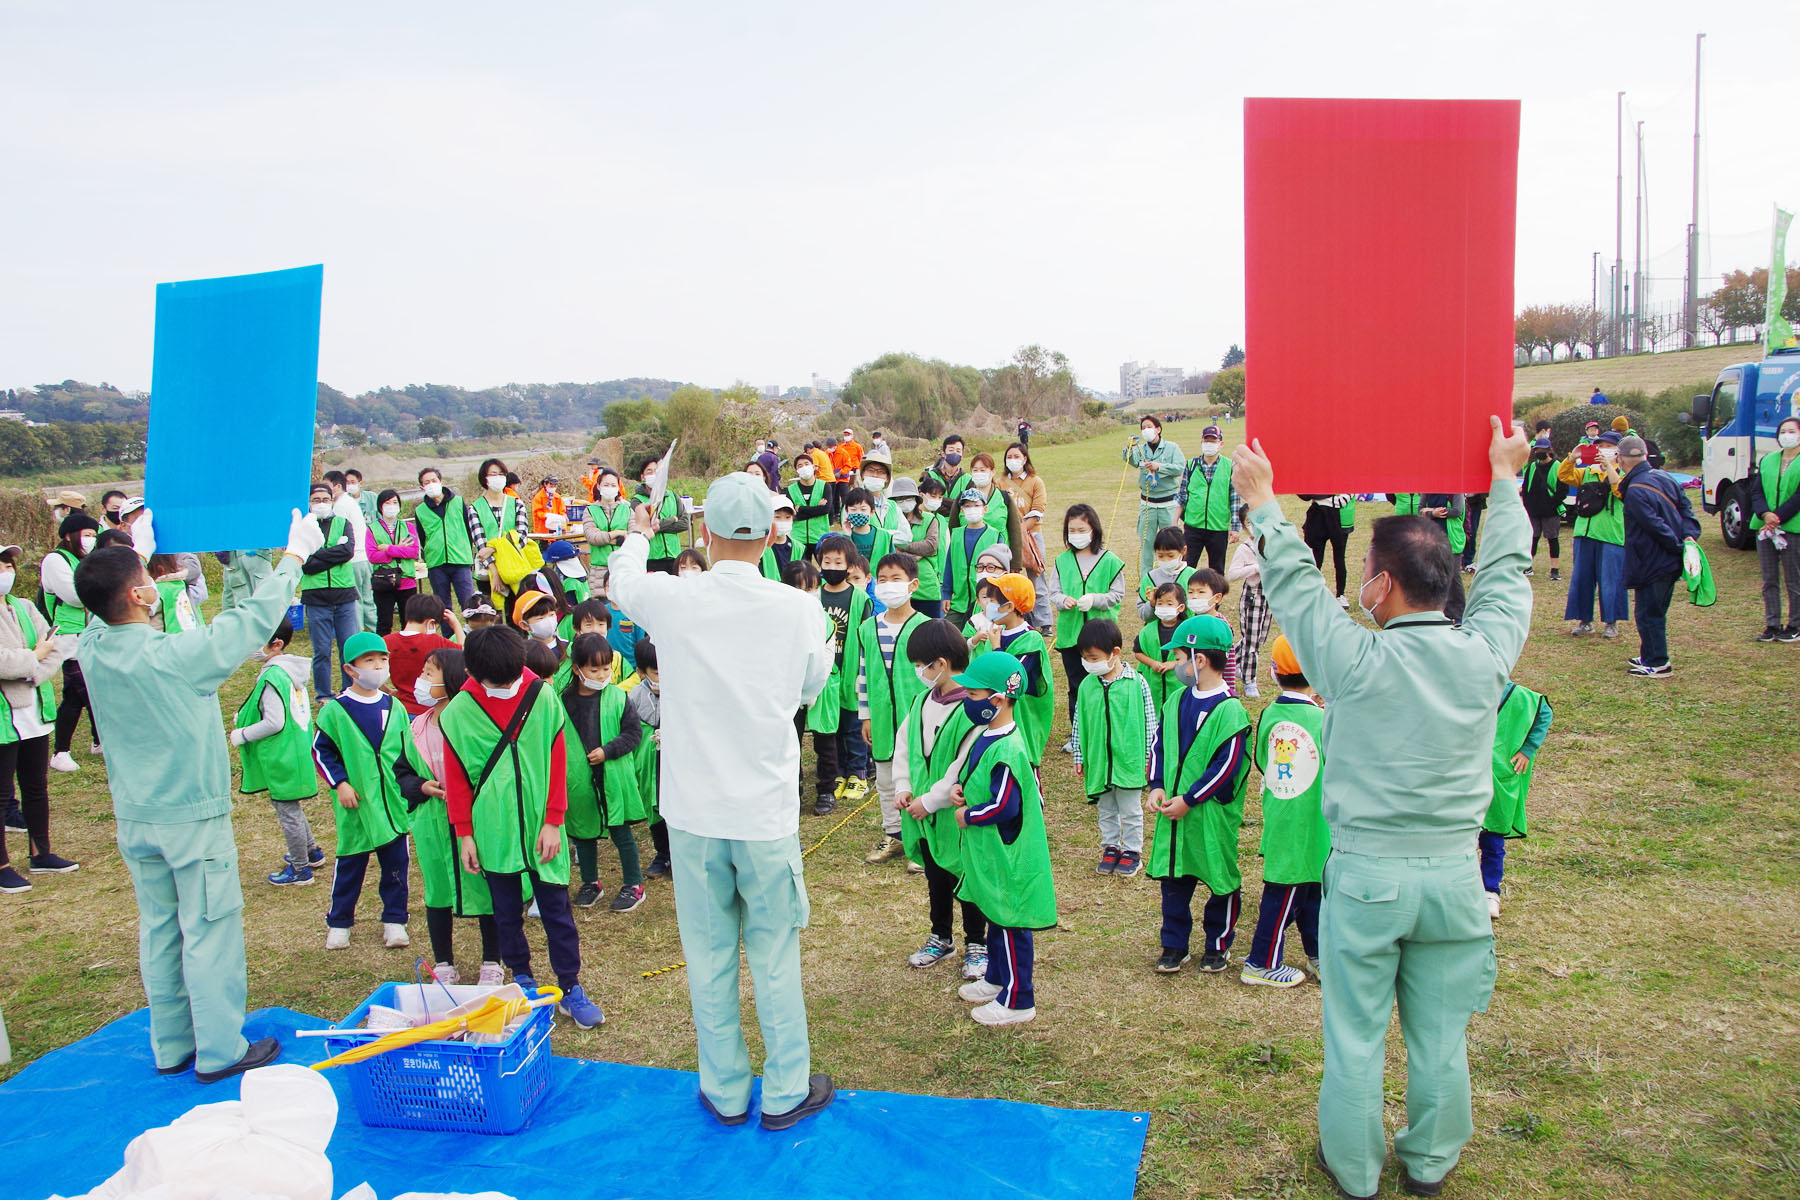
[1685,347,1800,548]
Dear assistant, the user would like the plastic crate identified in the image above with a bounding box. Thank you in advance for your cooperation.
[286,603,305,632]
[324,982,554,1135]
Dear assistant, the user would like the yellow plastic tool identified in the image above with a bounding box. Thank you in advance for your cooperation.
[311,986,563,1071]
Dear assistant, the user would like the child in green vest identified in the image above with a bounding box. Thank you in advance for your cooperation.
[1185,569,1238,690]
[894,620,988,980]
[855,552,931,865]
[628,637,669,877]
[969,573,1054,765]
[146,555,204,634]
[1242,635,1329,989]
[1072,618,1158,878]
[949,650,1057,1026]
[1483,680,1552,920]
[313,632,432,950]
[1133,582,1186,714]
[1048,503,1127,739]
[561,633,649,914]
[1145,615,1251,974]
[902,476,950,619]
[442,625,604,1028]
[761,495,801,581]
[1135,526,1194,622]
[816,535,872,805]
[782,560,841,816]
[230,620,322,886]
[943,489,1004,627]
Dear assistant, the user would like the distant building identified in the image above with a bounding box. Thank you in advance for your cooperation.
[761,384,781,398]
[811,374,837,395]
[1119,361,1185,400]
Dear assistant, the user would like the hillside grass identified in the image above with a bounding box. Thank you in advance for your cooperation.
[1512,344,1754,404]
[2,426,1796,1199]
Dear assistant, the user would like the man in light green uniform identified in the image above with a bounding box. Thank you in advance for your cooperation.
[1124,416,1185,575]
[1233,417,1532,1199]
[74,510,322,1082]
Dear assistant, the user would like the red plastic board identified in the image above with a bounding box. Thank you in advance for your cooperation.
[1243,98,1520,494]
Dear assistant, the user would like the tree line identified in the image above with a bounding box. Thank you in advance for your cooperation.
[834,345,1097,439]
[0,418,146,476]
[1516,266,1800,361]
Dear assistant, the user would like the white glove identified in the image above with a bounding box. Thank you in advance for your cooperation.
[1682,542,1702,578]
[1077,594,1094,611]
[285,508,326,561]
[229,728,247,747]
[130,509,157,561]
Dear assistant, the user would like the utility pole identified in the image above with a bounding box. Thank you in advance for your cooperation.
[1615,92,1625,358]
[1685,33,1705,348]
[1634,119,1644,354]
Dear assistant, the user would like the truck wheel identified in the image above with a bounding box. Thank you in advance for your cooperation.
[1719,484,1755,550]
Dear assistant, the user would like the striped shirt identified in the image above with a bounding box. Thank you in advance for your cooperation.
[856,613,907,718]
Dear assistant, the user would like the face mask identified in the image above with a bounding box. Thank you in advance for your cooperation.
[413,676,441,707]
[969,470,993,489]
[1358,571,1389,626]
[1174,657,1201,688]
[545,485,558,497]
[864,477,886,493]
[797,464,815,479]
[590,482,617,501]
[352,664,389,691]
[962,694,1000,726]
[0,569,13,595]
[528,616,557,639]
[486,475,507,491]
[774,519,793,536]
[1201,441,1221,457]
[755,444,766,455]
[646,680,660,694]
[897,498,917,514]
[579,669,611,691]
[678,568,702,578]
[346,482,361,496]
[1080,657,1113,676]
[821,567,849,587]
[1142,428,1159,444]
[847,512,871,530]
[1781,432,1800,450]
[1599,449,1617,463]
[1154,557,1181,570]
[105,508,122,524]
[485,678,522,700]
[944,451,963,467]
[310,502,331,519]
[873,581,912,608]
[982,601,1006,622]
[1188,596,1212,615]
[914,663,941,689]
[79,532,97,554]
[1006,457,1025,475]
[381,503,400,520]
[1068,531,1092,550]
[423,481,444,499]
[922,497,942,513]
[132,583,162,616]
[1154,604,1181,621]
[962,508,985,527]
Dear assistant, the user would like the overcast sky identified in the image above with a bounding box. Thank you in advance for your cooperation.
[3,1,1794,397]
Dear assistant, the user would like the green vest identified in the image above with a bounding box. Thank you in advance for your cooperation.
[908,512,948,599]
[44,548,88,635]
[1251,699,1330,883]
[1181,457,1233,530]
[855,611,930,761]
[954,728,1057,930]
[438,684,572,884]
[1572,469,1625,545]
[410,720,493,920]
[823,586,871,714]
[1339,498,1357,529]
[1759,450,1800,533]
[472,495,518,545]
[560,683,647,838]
[315,696,421,855]
[586,500,633,569]
[1446,513,1467,555]
[156,579,202,634]
[300,517,356,593]
[1139,566,1195,604]
[876,498,906,533]
[1392,493,1422,516]
[786,480,831,547]
[0,597,55,743]
[1134,620,1182,714]
[1052,550,1125,649]
[369,515,417,579]
[414,495,475,568]
[1075,669,1149,799]
[1147,692,1251,892]
[998,626,1054,765]
[944,524,1001,613]
[234,662,316,801]
[1485,682,1542,838]
[760,543,790,581]
[641,493,682,560]
[899,691,976,873]
[848,522,895,565]
[632,704,661,825]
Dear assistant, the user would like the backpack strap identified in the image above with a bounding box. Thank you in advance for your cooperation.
[470,679,546,798]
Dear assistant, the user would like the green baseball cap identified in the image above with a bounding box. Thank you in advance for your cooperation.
[704,472,774,540]
[952,650,1026,699]
[1172,615,1234,652]
[344,631,388,662]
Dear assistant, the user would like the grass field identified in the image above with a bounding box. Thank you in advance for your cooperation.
[3,426,1797,1199]
[1512,344,1753,405]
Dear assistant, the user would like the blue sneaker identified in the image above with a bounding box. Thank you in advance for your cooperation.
[558,985,605,1028]
[267,863,314,887]
[284,848,327,868]
[513,973,538,995]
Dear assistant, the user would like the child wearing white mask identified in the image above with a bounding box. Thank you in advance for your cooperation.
[854,553,931,865]
[1133,582,1188,715]
[1045,504,1127,747]
[1070,618,1157,876]
[559,634,649,913]
[230,619,322,886]
[1184,569,1238,691]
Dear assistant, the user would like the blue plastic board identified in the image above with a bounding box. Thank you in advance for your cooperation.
[0,1007,1148,1200]
[144,264,322,552]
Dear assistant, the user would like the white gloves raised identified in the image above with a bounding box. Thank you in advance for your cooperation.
[285,508,326,561]
[130,509,157,561]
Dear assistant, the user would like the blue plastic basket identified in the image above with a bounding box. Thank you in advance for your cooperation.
[286,603,305,632]
[324,982,555,1135]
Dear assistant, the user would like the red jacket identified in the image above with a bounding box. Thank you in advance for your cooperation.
[444,670,567,837]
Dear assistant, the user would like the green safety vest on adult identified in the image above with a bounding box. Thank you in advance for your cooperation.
[44,548,88,635]
[1052,550,1125,649]
[0,596,55,743]
[1338,498,1357,529]
[899,693,976,874]
[301,517,356,594]
[233,663,316,802]
[1572,469,1625,545]
[642,493,683,560]
[1484,682,1544,839]
[1075,671,1148,800]
[473,495,519,547]
[1182,457,1234,531]
[853,611,930,761]
[414,496,475,568]
[315,698,422,856]
[586,501,633,570]
[943,524,1001,614]
[786,480,831,548]
[369,517,418,579]
[1147,694,1251,893]
[561,684,648,838]
[954,729,1058,930]
[438,683,573,885]
[1758,450,1800,533]
[1252,699,1330,884]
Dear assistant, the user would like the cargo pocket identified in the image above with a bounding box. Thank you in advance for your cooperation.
[787,852,812,932]
[1341,878,1400,906]
[202,858,244,922]
[1471,944,1499,1014]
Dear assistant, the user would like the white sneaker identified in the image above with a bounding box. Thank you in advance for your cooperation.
[325,927,350,950]
[477,961,505,987]
[382,922,411,949]
[1308,956,1322,980]
[1487,892,1502,919]
[1602,622,1619,640]
[1337,595,1349,609]
[1240,963,1306,988]
[89,742,102,755]
[1571,622,1593,637]
[1242,680,1260,698]
[1060,738,1076,755]
[971,1000,1035,1026]
[958,979,1002,1003]
[49,752,78,773]
[526,898,540,919]
[433,962,460,985]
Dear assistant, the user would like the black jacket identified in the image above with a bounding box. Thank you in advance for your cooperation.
[1521,458,1564,518]
[1621,462,1698,588]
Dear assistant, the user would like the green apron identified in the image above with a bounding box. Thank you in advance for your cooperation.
[414,495,475,568]
[233,662,316,801]
[1075,669,1149,799]
[560,682,648,837]
[899,691,975,873]
[438,683,573,884]
[0,596,56,742]
[411,713,494,916]
[855,610,930,761]
[1483,682,1542,838]
[315,696,422,855]
[1251,698,1330,883]
[1391,493,1422,517]
[1052,549,1125,649]
[1147,692,1250,892]
[954,728,1057,930]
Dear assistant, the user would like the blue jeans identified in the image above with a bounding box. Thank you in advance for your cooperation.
[1634,576,1676,667]
[835,708,869,781]
[426,564,476,609]
[1477,831,1507,892]
[304,598,360,697]
[1563,537,1628,624]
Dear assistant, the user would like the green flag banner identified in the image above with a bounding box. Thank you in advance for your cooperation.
[1768,206,1794,353]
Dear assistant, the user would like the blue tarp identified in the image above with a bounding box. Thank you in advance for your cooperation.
[0,1008,1148,1200]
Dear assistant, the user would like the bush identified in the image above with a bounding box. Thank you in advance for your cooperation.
[1637,381,1722,469]
[1546,404,1647,458]
[1513,391,1565,420]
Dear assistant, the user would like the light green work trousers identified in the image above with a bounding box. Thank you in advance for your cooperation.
[668,827,812,1118]
[352,560,377,632]
[1135,501,1177,575]
[1318,849,1497,1196]
[116,813,250,1074]
[220,551,272,612]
